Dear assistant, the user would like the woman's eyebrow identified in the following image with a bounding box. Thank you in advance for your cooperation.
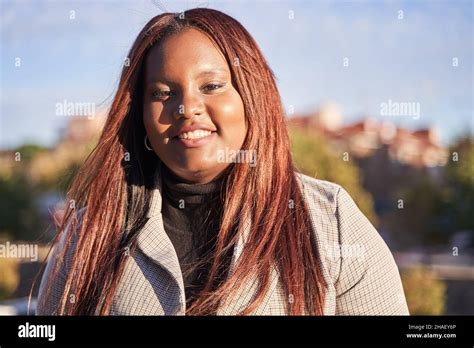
[145,77,172,86]
[195,68,228,78]
[145,68,229,86]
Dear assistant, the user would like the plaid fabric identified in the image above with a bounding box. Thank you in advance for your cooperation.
[36,172,409,315]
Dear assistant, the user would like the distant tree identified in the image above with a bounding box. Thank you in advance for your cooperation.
[445,137,474,234]
[401,266,446,315]
[13,144,49,162]
[0,133,99,241]
[289,126,377,225]
[387,136,474,248]
[0,141,86,241]
[390,177,448,246]
[0,258,20,301]
[0,169,45,241]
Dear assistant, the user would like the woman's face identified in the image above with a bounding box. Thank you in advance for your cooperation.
[143,28,247,184]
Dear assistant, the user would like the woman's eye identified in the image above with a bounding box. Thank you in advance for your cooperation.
[152,90,174,100]
[202,83,225,92]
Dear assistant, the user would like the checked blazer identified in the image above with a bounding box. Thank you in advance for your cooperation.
[36,171,409,315]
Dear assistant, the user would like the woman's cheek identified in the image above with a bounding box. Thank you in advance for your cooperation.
[210,94,246,146]
[143,104,158,133]
[144,105,167,145]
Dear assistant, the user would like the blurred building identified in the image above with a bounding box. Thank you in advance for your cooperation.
[56,112,107,146]
[289,106,449,168]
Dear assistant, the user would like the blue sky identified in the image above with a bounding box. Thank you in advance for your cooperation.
[0,0,472,149]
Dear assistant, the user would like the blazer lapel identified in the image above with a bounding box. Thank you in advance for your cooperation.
[135,166,186,310]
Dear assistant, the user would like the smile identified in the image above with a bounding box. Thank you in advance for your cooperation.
[178,129,213,140]
[173,130,217,148]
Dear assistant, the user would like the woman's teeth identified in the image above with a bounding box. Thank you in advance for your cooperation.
[178,130,212,140]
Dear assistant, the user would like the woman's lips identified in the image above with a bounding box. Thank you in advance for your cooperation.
[173,131,217,148]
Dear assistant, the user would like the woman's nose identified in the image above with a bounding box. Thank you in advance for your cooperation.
[172,90,205,120]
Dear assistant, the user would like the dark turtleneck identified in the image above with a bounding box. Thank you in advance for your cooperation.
[160,165,233,308]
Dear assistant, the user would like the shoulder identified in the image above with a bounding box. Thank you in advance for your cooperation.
[295,172,341,210]
[295,171,382,267]
[36,207,86,315]
[295,172,409,315]
[295,172,353,228]
[295,172,369,230]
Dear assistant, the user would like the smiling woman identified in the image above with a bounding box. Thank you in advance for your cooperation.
[35,8,409,316]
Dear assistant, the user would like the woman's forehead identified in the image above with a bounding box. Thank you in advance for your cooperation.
[145,28,230,83]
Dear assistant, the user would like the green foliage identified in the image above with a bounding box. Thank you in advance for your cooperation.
[289,126,377,225]
[391,136,474,247]
[445,137,474,232]
[394,177,449,246]
[0,137,97,241]
[0,172,44,241]
[13,144,48,162]
[401,266,446,315]
[0,258,20,301]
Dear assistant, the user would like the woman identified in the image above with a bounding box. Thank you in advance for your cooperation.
[36,8,409,315]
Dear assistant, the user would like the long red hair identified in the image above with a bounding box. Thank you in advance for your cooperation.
[36,8,326,315]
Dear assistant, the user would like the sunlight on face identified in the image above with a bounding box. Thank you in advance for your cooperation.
[143,28,247,184]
